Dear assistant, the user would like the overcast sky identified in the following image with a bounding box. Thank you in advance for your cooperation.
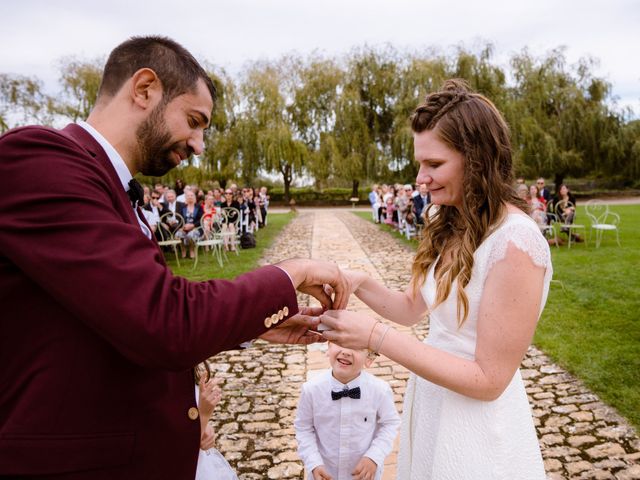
[2,0,639,115]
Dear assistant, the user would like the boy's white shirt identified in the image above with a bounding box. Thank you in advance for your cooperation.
[294,370,400,480]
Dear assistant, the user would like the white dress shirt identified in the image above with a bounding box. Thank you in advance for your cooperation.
[295,370,400,480]
[76,121,151,239]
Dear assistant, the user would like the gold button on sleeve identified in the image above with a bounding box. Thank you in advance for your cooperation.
[188,407,199,421]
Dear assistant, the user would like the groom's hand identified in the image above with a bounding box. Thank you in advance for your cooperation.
[259,306,326,345]
[276,259,349,309]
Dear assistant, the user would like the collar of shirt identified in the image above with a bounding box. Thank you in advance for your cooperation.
[330,372,363,392]
[77,120,132,192]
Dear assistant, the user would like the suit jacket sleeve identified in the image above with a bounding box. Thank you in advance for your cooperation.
[0,126,299,370]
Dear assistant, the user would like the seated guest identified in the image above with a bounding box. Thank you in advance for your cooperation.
[154,183,166,202]
[528,184,547,227]
[175,191,203,258]
[516,183,529,201]
[536,177,552,203]
[202,194,217,216]
[161,189,185,233]
[384,196,398,227]
[212,188,223,207]
[242,187,258,232]
[176,185,192,203]
[220,189,241,252]
[414,183,431,225]
[200,194,218,237]
[174,178,185,197]
[144,190,170,238]
[554,184,582,242]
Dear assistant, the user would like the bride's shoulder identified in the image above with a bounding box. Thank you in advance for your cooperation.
[481,209,551,270]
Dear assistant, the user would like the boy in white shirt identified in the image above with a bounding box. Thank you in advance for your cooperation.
[295,342,400,480]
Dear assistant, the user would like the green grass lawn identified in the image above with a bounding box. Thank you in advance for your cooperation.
[165,212,295,281]
[356,206,640,431]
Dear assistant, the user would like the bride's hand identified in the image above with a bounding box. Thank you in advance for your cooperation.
[319,309,378,351]
[322,269,368,309]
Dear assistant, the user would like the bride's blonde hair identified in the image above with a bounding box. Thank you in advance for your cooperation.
[411,79,527,327]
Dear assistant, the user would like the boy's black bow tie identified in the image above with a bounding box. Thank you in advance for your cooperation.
[127,179,144,208]
[331,386,361,400]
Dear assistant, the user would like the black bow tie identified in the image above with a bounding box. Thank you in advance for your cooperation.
[127,179,144,208]
[331,386,361,401]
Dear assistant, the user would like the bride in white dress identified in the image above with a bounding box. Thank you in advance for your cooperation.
[321,79,551,479]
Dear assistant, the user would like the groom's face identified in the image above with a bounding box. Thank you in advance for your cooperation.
[136,78,213,176]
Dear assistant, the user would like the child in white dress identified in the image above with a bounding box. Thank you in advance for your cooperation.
[194,364,238,480]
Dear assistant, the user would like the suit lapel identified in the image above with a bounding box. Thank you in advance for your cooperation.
[62,124,140,227]
[60,124,166,261]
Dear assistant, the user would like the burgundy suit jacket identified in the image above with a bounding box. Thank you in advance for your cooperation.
[0,124,298,479]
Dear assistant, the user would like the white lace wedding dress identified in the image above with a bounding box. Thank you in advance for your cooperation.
[398,213,552,480]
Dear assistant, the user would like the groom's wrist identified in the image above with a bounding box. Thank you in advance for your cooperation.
[275,258,305,288]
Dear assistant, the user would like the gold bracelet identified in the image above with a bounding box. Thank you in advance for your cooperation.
[367,320,381,352]
[373,325,391,355]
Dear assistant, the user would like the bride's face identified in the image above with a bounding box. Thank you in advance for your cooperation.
[414,129,465,210]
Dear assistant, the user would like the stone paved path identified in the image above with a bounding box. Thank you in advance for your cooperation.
[208,210,640,479]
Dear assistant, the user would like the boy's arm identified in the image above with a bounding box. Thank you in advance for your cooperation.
[364,384,401,468]
[294,385,325,473]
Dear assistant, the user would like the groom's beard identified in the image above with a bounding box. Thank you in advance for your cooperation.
[136,104,193,176]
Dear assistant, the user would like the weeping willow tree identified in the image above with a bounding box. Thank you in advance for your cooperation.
[240,59,307,200]
[506,48,627,190]
[259,123,307,200]
[200,69,242,187]
[0,74,53,132]
[345,47,400,186]
[390,54,449,181]
[289,55,343,188]
[52,57,104,121]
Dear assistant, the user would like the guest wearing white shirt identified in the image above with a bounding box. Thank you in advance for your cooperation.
[176,184,193,203]
[295,343,400,480]
[143,190,170,237]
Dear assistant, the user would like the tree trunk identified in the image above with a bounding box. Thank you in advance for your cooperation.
[283,164,292,203]
[351,179,360,198]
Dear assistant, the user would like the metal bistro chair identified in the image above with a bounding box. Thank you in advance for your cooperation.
[220,207,241,255]
[157,212,185,267]
[585,200,621,248]
[554,201,587,249]
[540,211,560,248]
[194,212,226,268]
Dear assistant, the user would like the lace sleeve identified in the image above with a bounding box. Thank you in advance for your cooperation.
[484,220,553,279]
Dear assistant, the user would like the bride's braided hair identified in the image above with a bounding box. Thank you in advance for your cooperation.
[410,79,527,327]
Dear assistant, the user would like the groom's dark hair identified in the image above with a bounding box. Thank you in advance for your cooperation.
[97,35,216,105]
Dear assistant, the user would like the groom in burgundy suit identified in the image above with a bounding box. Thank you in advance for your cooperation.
[0,36,346,479]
